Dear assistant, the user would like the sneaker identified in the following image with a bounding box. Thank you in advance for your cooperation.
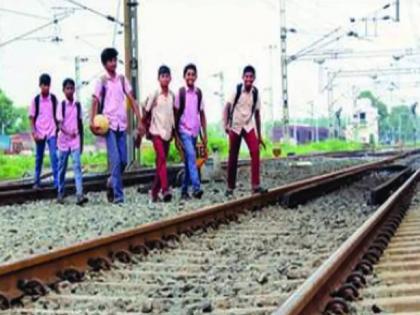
[33,184,41,191]
[181,192,190,200]
[163,193,172,203]
[192,190,204,199]
[76,195,89,206]
[113,199,124,205]
[106,186,114,203]
[57,196,65,205]
[252,186,268,194]
[225,189,234,197]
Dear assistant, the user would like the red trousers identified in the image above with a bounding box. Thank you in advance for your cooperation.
[151,136,170,198]
[227,129,260,190]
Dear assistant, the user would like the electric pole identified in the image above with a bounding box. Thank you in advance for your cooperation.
[327,72,334,138]
[124,0,140,168]
[279,0,289,143]
[75,56,81,101]
[74,56,88,101]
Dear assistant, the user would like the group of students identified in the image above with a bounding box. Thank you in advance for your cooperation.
[29,47,266,205]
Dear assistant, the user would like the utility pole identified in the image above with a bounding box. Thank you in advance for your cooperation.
[327,72,334,138]
[279,0,289,143]
[124,0,140,168]
[268,45,276,120]
[74,56,88,101]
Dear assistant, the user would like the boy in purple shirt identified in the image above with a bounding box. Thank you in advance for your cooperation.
[28,73,59,189]
[174,64,207,200]
[90,48,143,204]
[57,78,88,206]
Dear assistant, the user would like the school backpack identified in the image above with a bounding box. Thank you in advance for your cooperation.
[98,75,127,114]
[227,84,259,127]
[61,101,84,153]
[142,90,175,140]
[175,87,202,132]
[34,94,59,132]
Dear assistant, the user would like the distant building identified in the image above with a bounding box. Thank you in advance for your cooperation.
[346,99,379,144]
[272,125,329,144]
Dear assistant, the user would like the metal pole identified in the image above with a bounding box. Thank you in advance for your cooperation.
[268,45,275,121]
[124,0,140,168]
[327,72,334,138]
[396,0,400,22]
[280,0,289,143]
[75,56,81,101]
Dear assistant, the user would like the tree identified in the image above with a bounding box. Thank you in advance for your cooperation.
[0,89,16,135]
[0,89,30,135]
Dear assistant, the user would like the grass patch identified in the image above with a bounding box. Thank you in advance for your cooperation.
[0,138,363,181]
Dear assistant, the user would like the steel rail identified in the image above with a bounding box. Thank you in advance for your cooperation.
[0,154,402,309]
[274,168,420,315]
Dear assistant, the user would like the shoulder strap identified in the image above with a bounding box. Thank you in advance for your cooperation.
[228,84,243,127]
[34,95,41,123]
[51,94,58,128]
[175,87,186,131]
[75,101,84,153]
[246,87,259,124]
[119,75,127,95]
[61,100,66,120]
[196,87,202,112]
[251,87,258,116]
[99,75,107,114]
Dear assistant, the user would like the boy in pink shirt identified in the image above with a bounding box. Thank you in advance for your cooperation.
[91,48,143,204]
[174,64,207,200]
[57,78,88,206]
[28,73,59,189]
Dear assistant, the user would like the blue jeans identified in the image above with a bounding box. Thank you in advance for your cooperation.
[105,130,127,202]
[180,132,201,193]
[58,149,83,198]
[34,136,58,187]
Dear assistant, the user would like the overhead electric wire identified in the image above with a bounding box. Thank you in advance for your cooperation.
[62,0,124,26]
[112,0,122,47]
[0,8,49,20]
[0,13,71,48]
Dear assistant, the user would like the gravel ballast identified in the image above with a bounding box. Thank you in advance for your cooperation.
[0,158,370,264]
[10,170,393,314]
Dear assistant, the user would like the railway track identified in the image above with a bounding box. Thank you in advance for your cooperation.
[0,154,408,313]
[274,168,420,314]
[1,148,412,206]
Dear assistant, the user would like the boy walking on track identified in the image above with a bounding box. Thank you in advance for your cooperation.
[223,65,267,197]
[28,73,59,189]
[174,63,207,200]
[57,78,88,206]
[144,65,175,203]
[91,48,143,204]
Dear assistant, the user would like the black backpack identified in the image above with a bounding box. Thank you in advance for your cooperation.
[175,87,202,131]
[61,101,84,153]
[34,94,59,131]
[98,75,127,114]
[227,84,259,127]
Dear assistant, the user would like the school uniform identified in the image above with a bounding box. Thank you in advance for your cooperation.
[28,94,59,187]
[93,73,132,203]
[227,85,261,190]
[175,86,204,195]
[145,89,175,200]
[56,99,84,199]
